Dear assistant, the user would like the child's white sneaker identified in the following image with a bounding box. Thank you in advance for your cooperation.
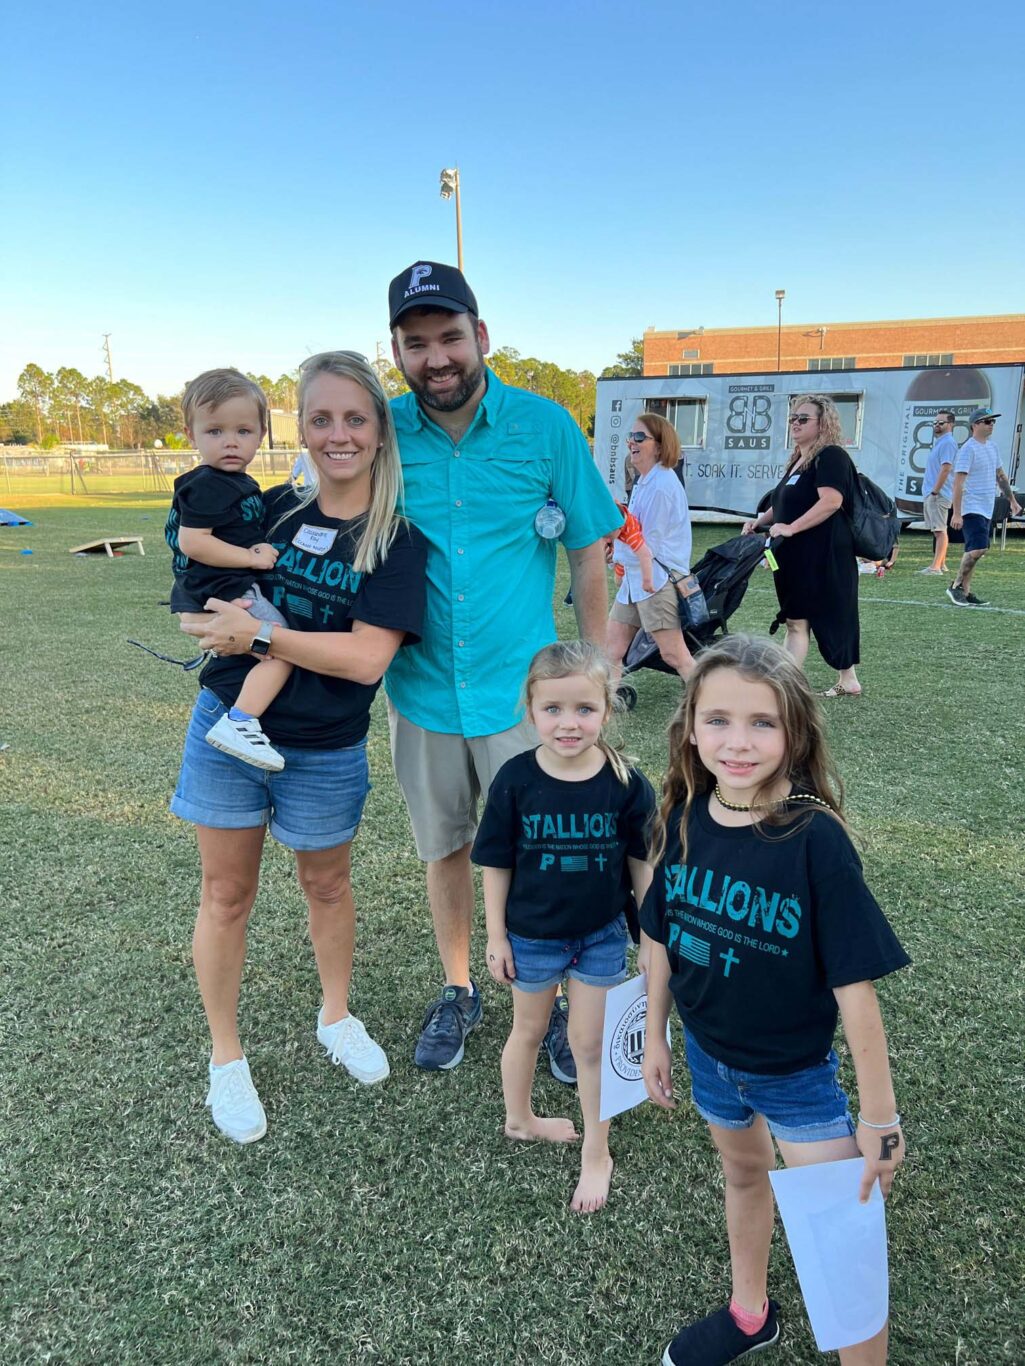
[206,714,285,772]
[205,1056,267,1144]
[316,1009,390,1084]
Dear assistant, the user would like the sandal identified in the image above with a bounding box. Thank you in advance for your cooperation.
[821,683,862,698]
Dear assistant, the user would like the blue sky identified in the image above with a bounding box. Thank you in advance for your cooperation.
[4,0,1024,400]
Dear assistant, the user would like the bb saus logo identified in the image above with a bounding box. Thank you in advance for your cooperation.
[724,385,776,451]
[609,995,649,1082]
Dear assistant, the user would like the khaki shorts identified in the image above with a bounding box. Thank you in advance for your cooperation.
[923,492,952,532]
[609,579,683,634]
[387,702,537,862]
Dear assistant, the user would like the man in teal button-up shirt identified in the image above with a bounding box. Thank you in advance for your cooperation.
[384,260,621,1071]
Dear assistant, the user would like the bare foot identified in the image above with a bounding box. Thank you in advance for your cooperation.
[505,1115,579,1143]
[570,1154,614,1213]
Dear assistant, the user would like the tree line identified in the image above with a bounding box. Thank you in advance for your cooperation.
[1,343,643,449]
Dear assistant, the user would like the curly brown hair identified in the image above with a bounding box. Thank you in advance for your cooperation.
[788,393,846,466]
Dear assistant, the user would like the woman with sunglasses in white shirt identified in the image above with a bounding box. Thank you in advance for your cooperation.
[606,413,696,684]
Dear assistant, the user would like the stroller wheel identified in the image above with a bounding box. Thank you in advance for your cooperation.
[616,682,638,712]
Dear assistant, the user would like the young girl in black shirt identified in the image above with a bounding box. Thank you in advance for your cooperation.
[472,641,655,1214]
[640,634,908,1366]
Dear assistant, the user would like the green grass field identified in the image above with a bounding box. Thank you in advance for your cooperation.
[1,505,1023,1364]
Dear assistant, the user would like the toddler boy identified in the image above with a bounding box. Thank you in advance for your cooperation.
[165,369,290,771]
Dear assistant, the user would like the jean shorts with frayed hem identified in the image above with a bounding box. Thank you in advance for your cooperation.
[508,913,629,992]
[170,688,370,851]
[684,1029,855,1143]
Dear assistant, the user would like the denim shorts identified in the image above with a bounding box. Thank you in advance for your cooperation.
[508,913,629,992]
[684,1029,855,1143]
[170,689,370,850]
[961,513,992,553]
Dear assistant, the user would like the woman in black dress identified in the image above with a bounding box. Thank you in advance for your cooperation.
[742,394,862,697]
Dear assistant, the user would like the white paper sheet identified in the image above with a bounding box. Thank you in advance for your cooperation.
[768,1157,889,1352]
[599,973,671,1121]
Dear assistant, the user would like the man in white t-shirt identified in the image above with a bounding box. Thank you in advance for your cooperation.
[919,409,957,575]
[947,408,1021,607]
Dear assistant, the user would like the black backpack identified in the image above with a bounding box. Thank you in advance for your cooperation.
[848,474,900,561]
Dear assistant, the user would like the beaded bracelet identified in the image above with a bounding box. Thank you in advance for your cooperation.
[857,1112,901,1129]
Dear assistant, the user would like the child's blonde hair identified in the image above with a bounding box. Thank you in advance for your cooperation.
[650,634,846,863]
[182,368,268,433]
[525,640,633,784]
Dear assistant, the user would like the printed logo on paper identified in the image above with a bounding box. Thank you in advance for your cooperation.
[609,995,649,1082]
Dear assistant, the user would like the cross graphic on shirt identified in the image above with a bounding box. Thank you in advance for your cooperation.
[720,948,740,977]
[595,852,607,871]
[320,605,334,624]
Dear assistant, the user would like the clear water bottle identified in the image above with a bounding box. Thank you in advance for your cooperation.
[534,498,566,540]
[676,573,710,628]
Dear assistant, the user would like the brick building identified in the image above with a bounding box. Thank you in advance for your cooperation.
[643,313,1025,377]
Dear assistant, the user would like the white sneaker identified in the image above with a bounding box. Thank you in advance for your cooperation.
[316,1009,390,1084]
[205,1056,267,1143]
[206,714,285,772]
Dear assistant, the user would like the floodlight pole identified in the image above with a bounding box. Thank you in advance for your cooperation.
[440,168,463,272]
[775,290,785,372]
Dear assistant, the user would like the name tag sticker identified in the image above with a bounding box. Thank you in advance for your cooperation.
[292,523,337,555]
[786,474,801,486]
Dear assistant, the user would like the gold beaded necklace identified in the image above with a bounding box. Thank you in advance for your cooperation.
[712,784,833,814]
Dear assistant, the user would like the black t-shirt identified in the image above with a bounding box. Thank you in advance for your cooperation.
[200,486,427,749]
[640,794,910,1074]
[165,465,269,612]
[471,750,655,939]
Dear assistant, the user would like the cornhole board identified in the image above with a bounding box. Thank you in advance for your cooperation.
[69,537,145,557]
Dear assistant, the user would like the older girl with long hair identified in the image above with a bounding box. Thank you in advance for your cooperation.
[174,351,427,1144]
[641,635,908,1365]
[743,394,863,697]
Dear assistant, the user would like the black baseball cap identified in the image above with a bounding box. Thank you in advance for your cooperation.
[388,261,478,329]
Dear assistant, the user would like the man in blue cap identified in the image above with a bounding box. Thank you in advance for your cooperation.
[385,260,622,1072]
[947,408,1020,606]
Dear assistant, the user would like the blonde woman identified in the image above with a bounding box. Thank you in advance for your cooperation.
[743,395,862,697]
[175,351,427,1143]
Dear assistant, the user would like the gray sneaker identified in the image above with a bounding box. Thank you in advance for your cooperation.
[414,983,483,1070]
[963,591,988,606]
[543,995,577,1086]
[946,584,968,606]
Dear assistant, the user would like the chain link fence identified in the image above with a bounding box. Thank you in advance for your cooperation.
[0,448,303,497]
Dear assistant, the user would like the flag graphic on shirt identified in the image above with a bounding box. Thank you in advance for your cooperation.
[286,594,313,619]
[560,855,589,873]
[680,932,711,967]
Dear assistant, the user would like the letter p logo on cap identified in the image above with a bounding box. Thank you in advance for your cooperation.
[409,264,432,291]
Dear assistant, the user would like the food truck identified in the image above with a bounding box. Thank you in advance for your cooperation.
[594,363,1025,516]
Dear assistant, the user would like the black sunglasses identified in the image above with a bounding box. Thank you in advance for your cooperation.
[979,418,996,425]
[789,414,814,426]
[627,431,652,443]
[128,639,208,671]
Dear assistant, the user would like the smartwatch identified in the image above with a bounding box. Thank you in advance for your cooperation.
[250,621,275,657]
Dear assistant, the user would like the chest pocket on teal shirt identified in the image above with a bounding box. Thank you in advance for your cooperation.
[465,424,551,508]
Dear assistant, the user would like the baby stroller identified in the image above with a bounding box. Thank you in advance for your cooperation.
[616,533,776,711]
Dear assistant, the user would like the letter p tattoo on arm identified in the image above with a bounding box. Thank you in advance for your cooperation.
[879,1132,900,1161]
